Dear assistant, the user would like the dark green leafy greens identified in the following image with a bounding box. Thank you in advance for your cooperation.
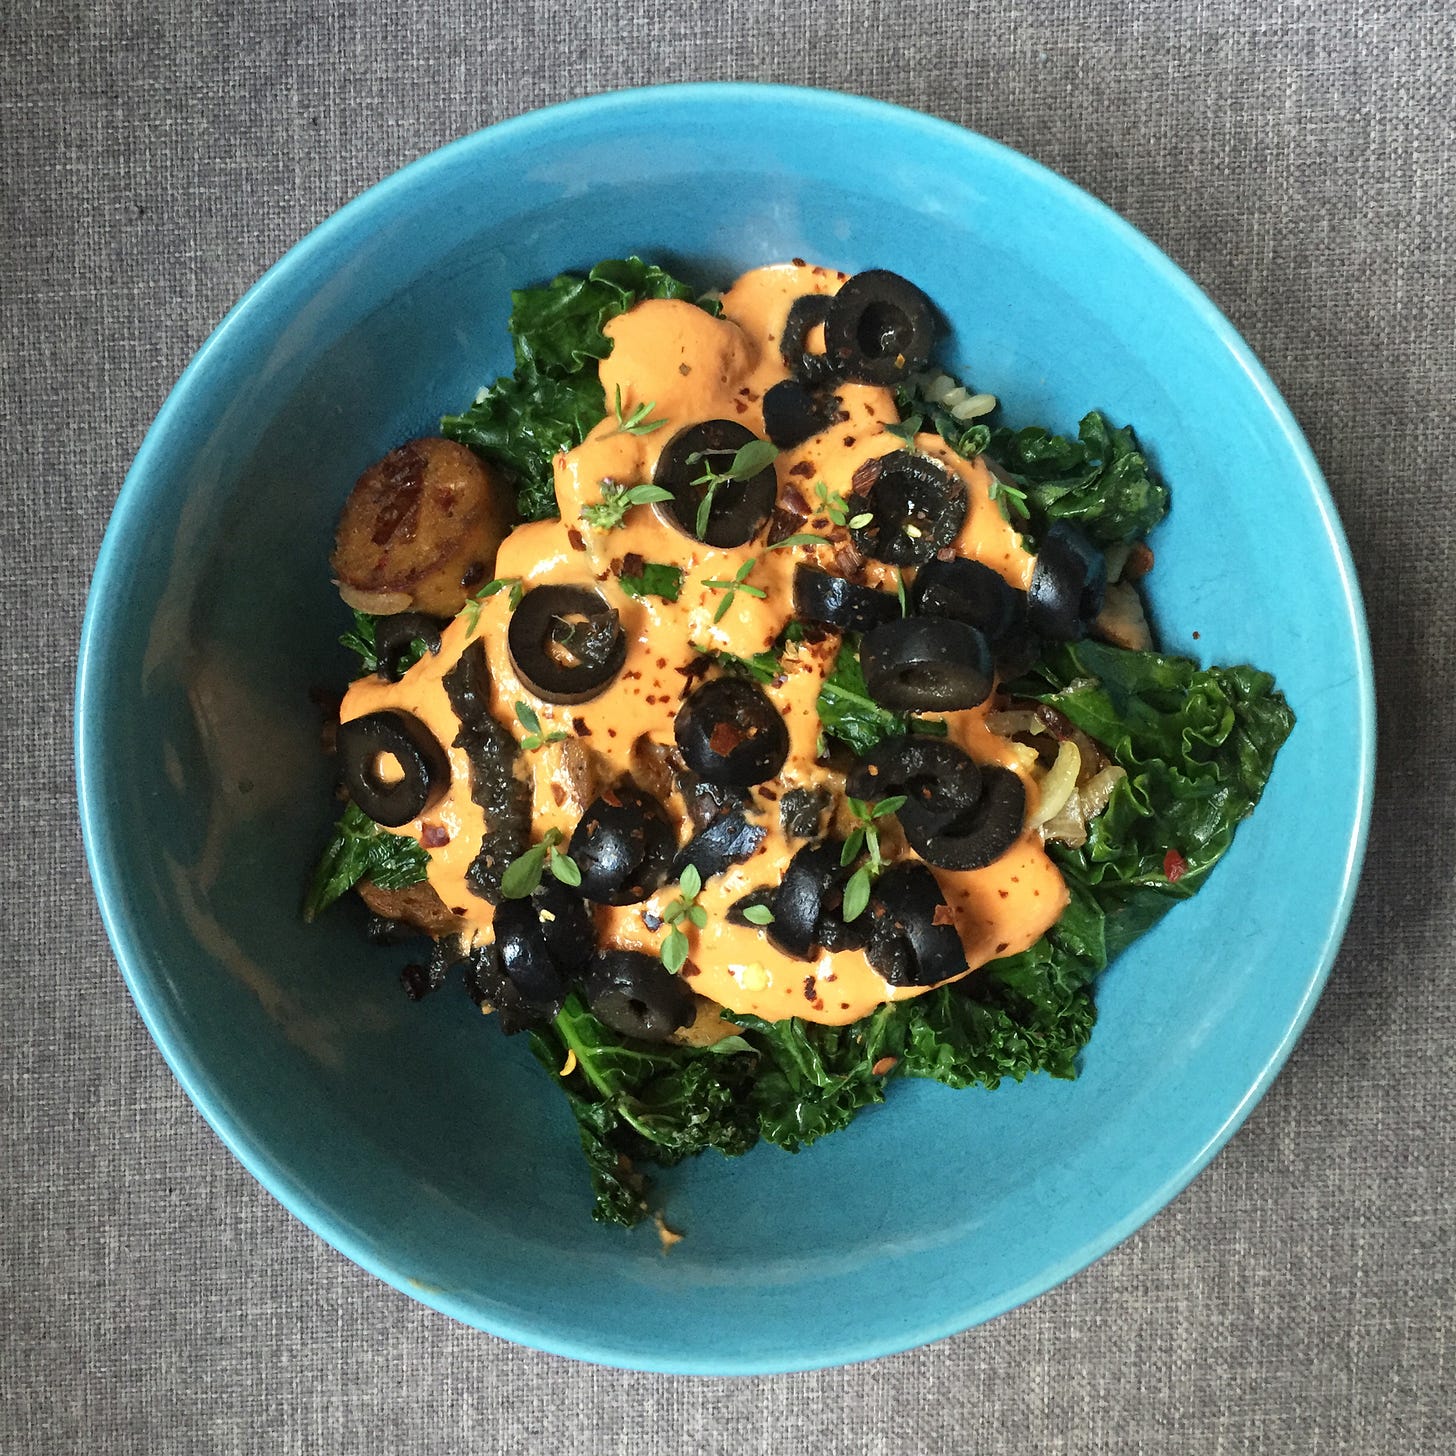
[338,610,429,679]
[987,411,1168,547]
[617,561,685,602]
[441,259,713,521]
[816,637,947,755]
[534,637,1291,1225]
[303,802,429,921]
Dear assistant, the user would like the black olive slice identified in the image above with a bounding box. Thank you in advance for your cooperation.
[372,611,445,682]
[902,765,1026,871]
[671,809,766,882]
[817,907,870,954]
[762,379,840,450]
[675,772,748,832]
[493,897,570,1013]
[767,838,848,961]
[507,584,626,704]
[780,785,831,840]
[861,617,995,712]
[337,709,450,828]
[992,619,1043,681]
[911,558,1018,641]
[792,565,901,635]
[780,293,839,385]
[654,420,777,548]
[530,876,595,976]
[1027,522,1108,641]
[567,784,676,905]
[847,452,966,565]
[865,863,968,987]
[464,941,551,1036]
[847,736,982,834]
[584,950,697,1043]
[675,677,790,787]
[824,270,935,385]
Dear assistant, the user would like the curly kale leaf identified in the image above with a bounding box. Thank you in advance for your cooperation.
[442,258,711,521]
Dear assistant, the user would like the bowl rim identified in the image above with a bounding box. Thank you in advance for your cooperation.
[75,80,1375,1374]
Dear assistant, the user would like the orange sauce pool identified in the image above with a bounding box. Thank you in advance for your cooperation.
[341,262,1068,1025]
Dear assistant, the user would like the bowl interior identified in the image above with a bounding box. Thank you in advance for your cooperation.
[77,85,1371,1373]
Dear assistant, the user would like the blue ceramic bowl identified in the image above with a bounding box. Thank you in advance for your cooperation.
[76,84,1372,1373]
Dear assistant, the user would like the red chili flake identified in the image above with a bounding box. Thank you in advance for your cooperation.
[995,941,1009,953]
[567,527,586,552]
[680,960,701,978]
[931,903,956,927]
[678,363,691,376]
[803,976,818,1002]
[789,460,815,479]
[1164,849,1188,883]
[936,546,956,562]
[620,551,644,577]
[850,457,881,493]
[871,1056,898,1077]
[793,257,807,268]
[735,400,748,414]
[451,906,467,916]
[710,721,747,755]
[1192,631,1201,640]
[420,823,450,849]
[573,716,591,736]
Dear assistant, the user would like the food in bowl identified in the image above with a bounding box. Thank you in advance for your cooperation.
[305,257,1293,1225]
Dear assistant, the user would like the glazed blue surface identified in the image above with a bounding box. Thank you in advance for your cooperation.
[76,84,1372,1373]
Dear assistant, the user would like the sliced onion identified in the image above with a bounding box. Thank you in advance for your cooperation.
[1079,765,1127,821]
[985,709,1044,738]
[950,392,997,420]
[1029,739,1081,828]
[1007,740,1041,773]
[1042,795,1088,847]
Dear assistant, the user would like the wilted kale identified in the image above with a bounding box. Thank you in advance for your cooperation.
[535,639,1292,1226]
[338,609,429,679]
[303,802,429,921]
[986,411,1169,547]
[816,638,948,756]
[441,258,711,521]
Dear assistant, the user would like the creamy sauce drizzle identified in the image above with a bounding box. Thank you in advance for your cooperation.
[341,262,1068,1025]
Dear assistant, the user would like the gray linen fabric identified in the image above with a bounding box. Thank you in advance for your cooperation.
[3,1,1452,1451]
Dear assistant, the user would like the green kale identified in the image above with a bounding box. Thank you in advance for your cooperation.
[1012,639,1295,956]
[441,258,711,521]
[302,802,430,921]
[617,561,685,602]
[533,638,1292,1227]
[338,610,429,679]
[816,638,948,755]
[986,411,1169,547]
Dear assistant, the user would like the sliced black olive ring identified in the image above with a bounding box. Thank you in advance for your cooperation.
[1027,522,1108,641]
[762,379,842,451]
[900,765,1027,872]
[847,451,966,566]
[492,896,571,1014]
[861,617,995,712]
[865,862,968,987]
[567,784,676,905]
[337,709,450,828]
[672,807,767,882]
[373,611,446,682]
[654,419,777,548]
[911,558,1018,641]
[823,270,935,386]
[768,838,850,961]
[507,584,626,704]
[779,785,831,840]
[847,736,982,833]
[584,950,697,1043]
[780,293,839,385]
[675,677,790,787]
[792,565,901,635]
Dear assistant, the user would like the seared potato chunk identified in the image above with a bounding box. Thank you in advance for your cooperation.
[331,437,512,617]
[356,876,465,939]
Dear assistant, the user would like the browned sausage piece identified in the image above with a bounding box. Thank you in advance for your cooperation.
[355,876,466,939]
[331,437,514,617]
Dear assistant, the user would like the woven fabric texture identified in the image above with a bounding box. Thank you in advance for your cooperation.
[3,1,1452,1452]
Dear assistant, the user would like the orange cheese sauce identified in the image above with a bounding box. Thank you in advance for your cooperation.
[340,262,1067,1025]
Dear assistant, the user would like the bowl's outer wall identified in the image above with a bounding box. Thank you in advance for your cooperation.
[77,86,1371,1373]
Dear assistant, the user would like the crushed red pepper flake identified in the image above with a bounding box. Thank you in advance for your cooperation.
[1163,848,1188,883]
[871,1056,898,1076]
[420,823,450,849]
